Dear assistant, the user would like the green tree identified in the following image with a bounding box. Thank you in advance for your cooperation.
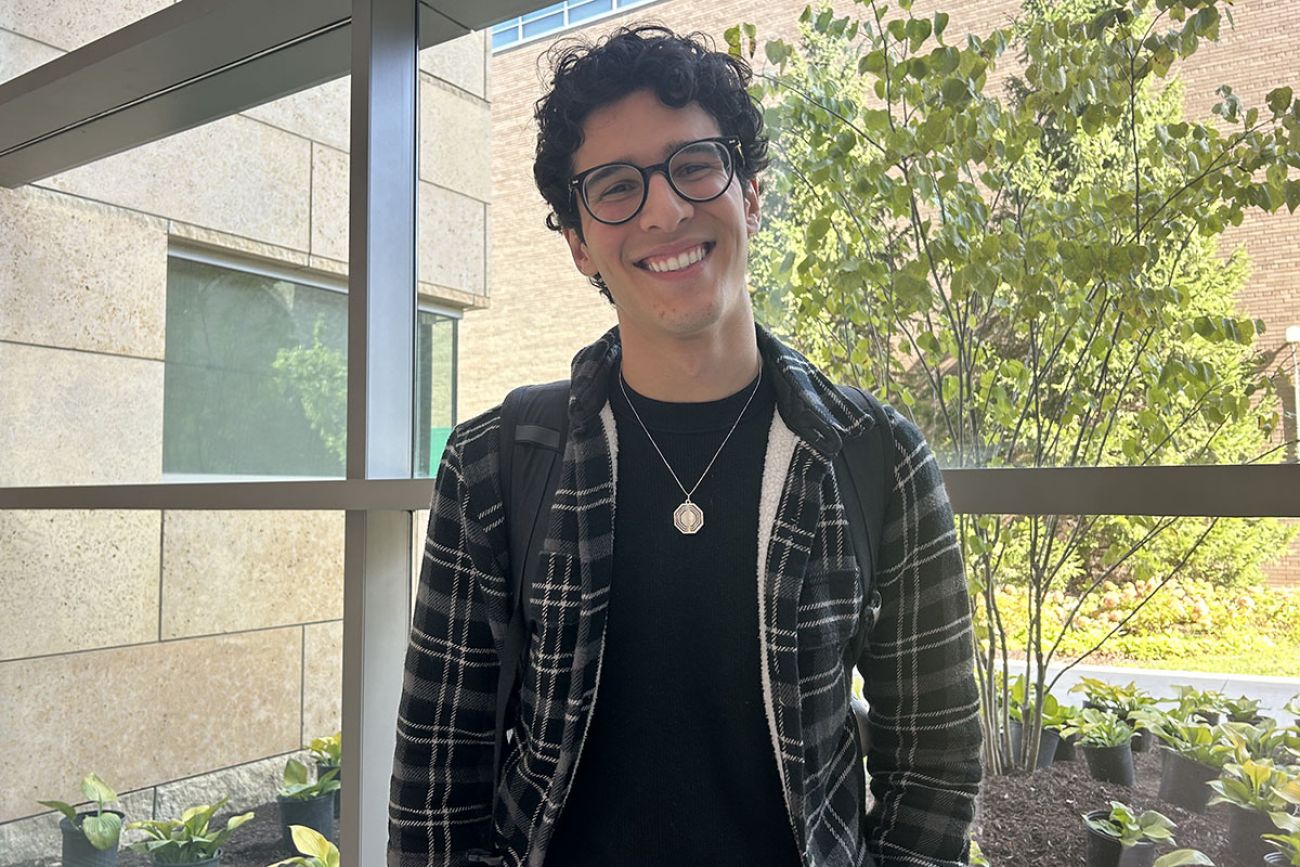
[729,0,1299,773]
[274,319,347,466]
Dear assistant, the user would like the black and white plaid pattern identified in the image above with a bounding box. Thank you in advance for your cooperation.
[389,326,982,867]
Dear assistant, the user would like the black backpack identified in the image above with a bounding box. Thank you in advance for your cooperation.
[473,379,895,864]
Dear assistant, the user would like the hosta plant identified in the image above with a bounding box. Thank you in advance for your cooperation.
[1131,711,1232,768]
[1220,719,1298,764]
[128,797,254,864]
[1070,678,1158,719]
[278,759,340,801]
[1208,759,1300,814]
[1067,708,1135,748]
[37,773,122,852]
[1285,693,1300,718]
[267,825,340,867]
[1171,685,1228,720]
[1220,695,1264,722]
[1083,801,1214,866]
[308,733,341,769]
[1264,811,1300,866]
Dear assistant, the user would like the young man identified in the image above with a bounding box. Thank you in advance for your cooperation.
[389,26,982,867]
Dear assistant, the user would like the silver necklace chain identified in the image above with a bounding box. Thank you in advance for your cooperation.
[617,365,763,534]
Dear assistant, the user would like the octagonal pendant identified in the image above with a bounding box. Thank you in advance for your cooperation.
[673,501,704,535]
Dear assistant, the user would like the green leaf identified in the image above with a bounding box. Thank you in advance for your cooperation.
[1268,86,1294,116]
[765,40,789,67]
[81,774,117,807]
[284,758,310,788]
[36,800,77,821]
[82,812,122,851]
[290,825,334,860]
[1153,851,1214,867]
[933,12,949,41]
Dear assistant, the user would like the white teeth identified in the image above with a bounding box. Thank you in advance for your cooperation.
[645,244,707,273]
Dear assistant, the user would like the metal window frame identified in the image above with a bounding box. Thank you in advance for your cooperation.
[490,0,657,53]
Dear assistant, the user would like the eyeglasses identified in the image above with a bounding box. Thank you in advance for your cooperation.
[569,136,743,226]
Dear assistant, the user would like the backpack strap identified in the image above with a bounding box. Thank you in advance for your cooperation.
[833,385,896,752]
[479,380,569,863]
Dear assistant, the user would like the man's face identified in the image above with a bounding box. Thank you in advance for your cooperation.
[563,89,761,344]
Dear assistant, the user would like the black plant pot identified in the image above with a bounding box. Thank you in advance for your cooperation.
[316,761,341,819]
[1008,721,1059,770]
[1082,742,1136,786]
[58,812,123,867]
[1083,811,1156,867]
[1194,710,1220,726]
[1129,726,1151,753]
[1157,748,1217,812]
[1226,805,1275,864]
[1054,732,1080,763]
[1264,853,1289,866]
[278,793,335,853]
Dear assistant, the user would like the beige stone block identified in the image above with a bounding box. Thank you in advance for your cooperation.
[420,30,488,99]
[168,222,312,271]
[0,510,160,661]
[0,342,163,487]
[0,628,301,822]
[0,787,154,865]
[0,186,168,358]
[0,28,61,86]
[244,75,351,153]
[302,621,342,745]
[419,183,486,296]
[418,281,488,311]
[309,143,349,263]
[0,0,171,51]
[420,79,492,204]
[160,511,344,639]
[42,114,311,252]
[308,254,349,278]
[153,750,307,821]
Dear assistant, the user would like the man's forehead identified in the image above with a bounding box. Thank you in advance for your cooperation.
[572,92,721,169]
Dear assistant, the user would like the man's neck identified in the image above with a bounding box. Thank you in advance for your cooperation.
[617,312,761,403]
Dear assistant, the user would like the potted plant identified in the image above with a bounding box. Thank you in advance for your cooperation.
[126,797,253,865]
[1132,711,1231,813]
[1053,705,1086,763]
[1071,678,1160,752]
[267,825,340,867]
[276,758,339,853]
[37,773,124,867]
[1007,676,1062,770]
[1082,801,1213,867]
[1068,709,1137,786]
[1264,811,1300,867]
[1284,693,1300,728]
[1170,685,1227,726]
[1208,758,1300,863]
[1222,695,1266,726]
[307,732,342,818]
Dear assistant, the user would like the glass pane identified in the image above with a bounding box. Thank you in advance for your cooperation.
[164,256,348,478]
[1,508,346,866]
[567,0,613,25]
[492,27,520,50]
[522,12,566,39]
[415,312,457,477]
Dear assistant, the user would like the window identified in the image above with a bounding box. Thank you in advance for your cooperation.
[491,0,654,52]
[162,251,457,479]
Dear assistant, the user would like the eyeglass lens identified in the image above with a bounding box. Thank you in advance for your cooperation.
[581,140,734,224]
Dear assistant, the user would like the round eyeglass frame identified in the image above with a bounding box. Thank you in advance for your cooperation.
[568,136,744,226]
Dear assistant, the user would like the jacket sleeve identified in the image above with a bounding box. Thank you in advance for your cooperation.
[859,409,983,866]
[389,416,508,867]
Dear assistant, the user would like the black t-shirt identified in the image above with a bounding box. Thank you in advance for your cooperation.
[542,365,802,867]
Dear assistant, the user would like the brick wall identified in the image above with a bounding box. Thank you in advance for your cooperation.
[481,0,1300,585]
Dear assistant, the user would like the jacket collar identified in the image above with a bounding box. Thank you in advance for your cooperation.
[567,323,875,456]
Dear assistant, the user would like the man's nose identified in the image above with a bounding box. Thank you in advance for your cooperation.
[638,170,692,231]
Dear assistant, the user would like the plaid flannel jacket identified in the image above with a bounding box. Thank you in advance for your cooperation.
[389,325,982,867]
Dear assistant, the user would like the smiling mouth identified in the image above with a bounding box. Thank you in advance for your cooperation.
[635,242,713,273]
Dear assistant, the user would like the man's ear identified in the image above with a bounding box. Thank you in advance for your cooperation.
[563,227,598,278]
[743,177,761,235]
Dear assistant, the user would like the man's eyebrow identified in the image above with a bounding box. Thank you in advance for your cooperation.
[594,139,702,168]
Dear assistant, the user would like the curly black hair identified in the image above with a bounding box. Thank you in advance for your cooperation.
[533,25,770,301]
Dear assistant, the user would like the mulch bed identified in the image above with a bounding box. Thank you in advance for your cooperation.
[973,747,1247,867]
